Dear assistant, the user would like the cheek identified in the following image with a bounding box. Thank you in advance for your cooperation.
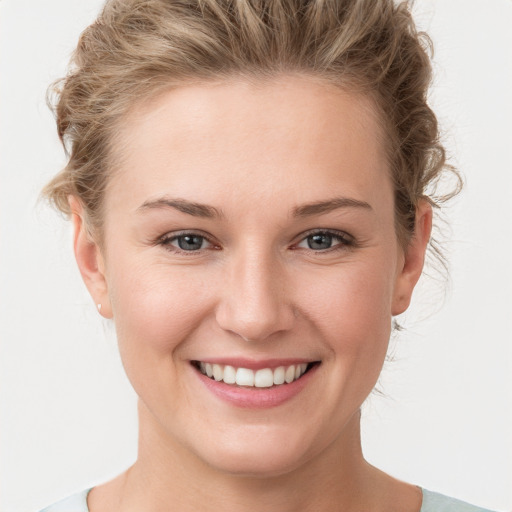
[107,260,221,417]
[296,256,395,368]
[108,259,213,364]
[302,258,394,325]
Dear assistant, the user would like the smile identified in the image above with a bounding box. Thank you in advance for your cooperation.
[193,361,316,388]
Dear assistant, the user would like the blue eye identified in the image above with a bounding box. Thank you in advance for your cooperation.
[296,230,353,251]
[307,233,334,250]
[158,232,214,253]
[172,234,208,251]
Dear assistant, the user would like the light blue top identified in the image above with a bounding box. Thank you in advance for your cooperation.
[38,487,496,512]
[420,489,496,511]
[38,489,91,512]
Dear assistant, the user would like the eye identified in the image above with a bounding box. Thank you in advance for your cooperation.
[174,234,208,251]
[158,232,215,253]
[296,230,353,251]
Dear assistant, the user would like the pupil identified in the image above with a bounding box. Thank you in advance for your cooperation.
[308,233,332,250]
[178,235,203,251]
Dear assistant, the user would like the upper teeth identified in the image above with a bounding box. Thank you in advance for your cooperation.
[198,362,309,388]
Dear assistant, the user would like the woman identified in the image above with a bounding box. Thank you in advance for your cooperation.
[31,0,501,510]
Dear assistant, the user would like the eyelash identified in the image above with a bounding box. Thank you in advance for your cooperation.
[294,229,355,253]
[156,229,355,255]
[157,231,218,255]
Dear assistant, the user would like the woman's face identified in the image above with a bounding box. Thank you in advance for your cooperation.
[74,75,430,476]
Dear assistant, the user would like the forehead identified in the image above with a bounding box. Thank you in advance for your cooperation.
[107,75,391,213]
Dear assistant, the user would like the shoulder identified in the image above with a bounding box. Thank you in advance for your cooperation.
[36,487,498,512]
[37,489,91,512]
[421,489,497,512]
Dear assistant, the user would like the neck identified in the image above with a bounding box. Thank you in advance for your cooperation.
[88,401,422,512]
[119,402,383,512]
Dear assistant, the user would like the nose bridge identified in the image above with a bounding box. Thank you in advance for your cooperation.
[216,242,294,342]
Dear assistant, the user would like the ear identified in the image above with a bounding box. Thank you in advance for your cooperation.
[69,195,113,319]
[391,200,433,316]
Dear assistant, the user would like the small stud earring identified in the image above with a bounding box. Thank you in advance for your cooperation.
[97,303,102,312]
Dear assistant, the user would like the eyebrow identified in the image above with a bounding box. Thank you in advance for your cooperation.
[136,196,372,219]
[137,197,224,219]
[292,197,373,217]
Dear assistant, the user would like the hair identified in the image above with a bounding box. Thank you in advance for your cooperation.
[42,0,461,259]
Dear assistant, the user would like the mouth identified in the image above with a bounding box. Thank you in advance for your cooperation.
[191,361,320,388]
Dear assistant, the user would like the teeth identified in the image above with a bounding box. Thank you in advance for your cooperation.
[236,368,254,386]
[254,368,273,388]
[197,362,311,387]
[223,365,236,384]
[212,364,223,381]
[273,366,285,385]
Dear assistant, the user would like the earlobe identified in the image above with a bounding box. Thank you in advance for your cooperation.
[391,200,433,316]
[69,195,113,319]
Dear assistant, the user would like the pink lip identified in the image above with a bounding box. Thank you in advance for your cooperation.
[194,362,320,409]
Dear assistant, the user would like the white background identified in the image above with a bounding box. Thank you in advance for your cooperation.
[1,1,511,511]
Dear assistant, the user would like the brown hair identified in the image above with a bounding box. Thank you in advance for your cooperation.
[42,0,460,254]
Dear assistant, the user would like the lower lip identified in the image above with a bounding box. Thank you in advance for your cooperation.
[195,364,319,409]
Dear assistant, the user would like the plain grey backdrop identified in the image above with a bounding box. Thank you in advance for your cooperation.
[1,0,511,511]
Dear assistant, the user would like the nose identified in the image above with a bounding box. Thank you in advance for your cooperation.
[215,246,295,342]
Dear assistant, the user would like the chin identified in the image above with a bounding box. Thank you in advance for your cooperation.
[203,449,308,479]
[189,425,317,478]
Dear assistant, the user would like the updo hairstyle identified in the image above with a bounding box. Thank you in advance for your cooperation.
[42,0,460,256]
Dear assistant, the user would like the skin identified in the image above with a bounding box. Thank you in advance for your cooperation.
[70,75,432,512]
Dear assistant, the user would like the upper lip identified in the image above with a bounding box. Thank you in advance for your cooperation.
[191,358,318,370]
